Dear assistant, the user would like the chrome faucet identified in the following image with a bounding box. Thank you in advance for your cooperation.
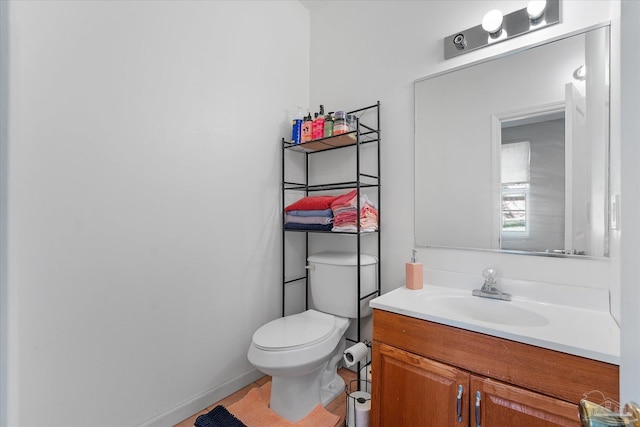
[472,268,512,301]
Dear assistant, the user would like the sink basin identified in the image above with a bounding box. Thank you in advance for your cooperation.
[422,294,549,327]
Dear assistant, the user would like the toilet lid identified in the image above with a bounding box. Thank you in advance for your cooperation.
[252,310,335,351]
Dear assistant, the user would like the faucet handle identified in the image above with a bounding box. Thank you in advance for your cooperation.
[482,268,496,284]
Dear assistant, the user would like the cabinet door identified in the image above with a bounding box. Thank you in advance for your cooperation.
[372,342,469,427]
[471,376,580,427]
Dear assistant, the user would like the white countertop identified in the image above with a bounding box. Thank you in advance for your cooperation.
[370,284,620,365]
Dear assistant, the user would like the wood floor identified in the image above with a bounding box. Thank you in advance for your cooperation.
[174,368,357,427]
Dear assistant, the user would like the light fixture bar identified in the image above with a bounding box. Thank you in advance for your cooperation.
[444,0,560,59]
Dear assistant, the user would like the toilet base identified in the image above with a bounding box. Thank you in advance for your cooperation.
[320,335,347,405]
[270,367,324,422]
[270,337,346,422]
[320,371,345,406]
[270,365,346,423]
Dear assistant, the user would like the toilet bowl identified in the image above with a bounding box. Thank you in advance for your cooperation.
[247,251,377,422]
[247,309,350,422]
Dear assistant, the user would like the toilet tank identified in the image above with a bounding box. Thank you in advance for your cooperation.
[307,251,378,318]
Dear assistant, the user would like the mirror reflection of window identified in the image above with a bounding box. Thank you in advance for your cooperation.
[500,117,565,253]
[501,141,531,233]
[502,188,528,231]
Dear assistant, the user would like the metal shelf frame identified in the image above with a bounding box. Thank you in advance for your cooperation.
[281,101,381,385]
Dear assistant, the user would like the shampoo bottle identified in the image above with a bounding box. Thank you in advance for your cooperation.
[291,105,303,145]
[324,112,334,138]
[313,105,325,139]
[406,250,423,290]
[312,112,320,140]
[301,113,312,143]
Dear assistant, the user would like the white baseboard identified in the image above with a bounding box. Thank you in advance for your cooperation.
[135,368,265,427]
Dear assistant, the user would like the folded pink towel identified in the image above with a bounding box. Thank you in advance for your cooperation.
[333,202,379,230]
[330,189,357,210]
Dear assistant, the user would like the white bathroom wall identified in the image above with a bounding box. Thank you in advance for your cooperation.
[2,2,633,426]
[1,1,309,426]
[0,2,8,425]
[619,0,640,406]
[307,1,618,309]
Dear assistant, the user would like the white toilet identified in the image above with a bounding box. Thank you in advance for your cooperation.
[247,251,377,422]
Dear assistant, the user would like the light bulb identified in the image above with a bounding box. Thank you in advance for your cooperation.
[527,0,547,21]
[482,9,503,35]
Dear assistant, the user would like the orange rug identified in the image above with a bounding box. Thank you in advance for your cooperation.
[227,382,340,427]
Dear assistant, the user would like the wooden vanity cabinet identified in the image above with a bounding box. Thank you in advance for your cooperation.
[374,342,470,426]
[470,376,580,426]
[371,309,619,427]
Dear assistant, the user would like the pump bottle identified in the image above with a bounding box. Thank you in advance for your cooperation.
[406,250,423,290]
[312,105,325,139]
[301,113,312,143]
[324,112,334,138]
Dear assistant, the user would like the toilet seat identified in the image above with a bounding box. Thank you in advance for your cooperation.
[252,310,335,351]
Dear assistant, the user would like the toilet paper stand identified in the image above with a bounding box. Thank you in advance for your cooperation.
[343,341,372,396]
[345,378,372,427]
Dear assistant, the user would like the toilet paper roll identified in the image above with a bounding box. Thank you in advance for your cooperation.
[347,391,371,427]
[360,364,372,383]
[355,398,371,427]
[343,342,369,367]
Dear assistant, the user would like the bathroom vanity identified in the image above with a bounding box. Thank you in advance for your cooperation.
[369,285,620,426]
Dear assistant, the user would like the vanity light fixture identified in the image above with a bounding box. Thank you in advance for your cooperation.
[444,0,560,59]
[527,0,547,21]
[482,10,504,36]
[452,33,467,50]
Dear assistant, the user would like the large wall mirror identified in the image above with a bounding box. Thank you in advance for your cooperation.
[415,25,610,257]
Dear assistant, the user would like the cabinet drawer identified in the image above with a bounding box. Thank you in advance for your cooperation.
[373,309,619,404]
[472,376,581,427]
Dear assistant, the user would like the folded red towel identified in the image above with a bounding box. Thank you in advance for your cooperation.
[285,194,340,212]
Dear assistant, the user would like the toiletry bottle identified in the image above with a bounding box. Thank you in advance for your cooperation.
[301,113,312,143]
[334,110,348,135]
[406,250,423,290]
[291,105,303,145]
[313,105,325,139]
[347,113,357,132]
[324,112,334,138]
[312,112,319,140]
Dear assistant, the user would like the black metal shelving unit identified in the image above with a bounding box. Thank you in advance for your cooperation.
[281,101,381,382]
